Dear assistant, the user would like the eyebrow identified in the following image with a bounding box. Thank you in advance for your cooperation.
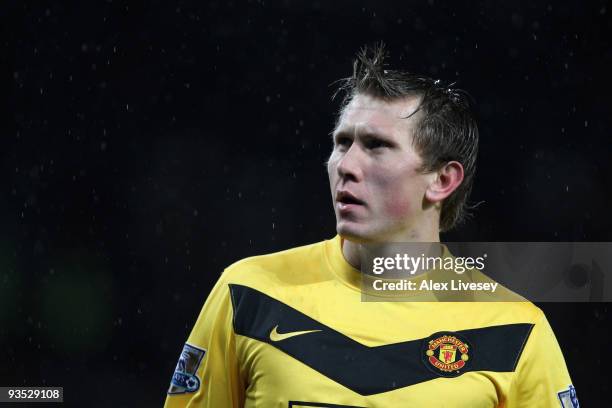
[332,127,393,142]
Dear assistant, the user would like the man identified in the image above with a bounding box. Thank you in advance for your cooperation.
[164,44,578,407]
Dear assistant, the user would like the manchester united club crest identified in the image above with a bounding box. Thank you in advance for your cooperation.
[421,332,471,377]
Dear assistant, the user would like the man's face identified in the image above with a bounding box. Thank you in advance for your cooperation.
[327,93,434,242]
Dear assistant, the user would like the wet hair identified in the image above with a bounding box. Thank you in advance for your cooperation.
[333,43,479,232]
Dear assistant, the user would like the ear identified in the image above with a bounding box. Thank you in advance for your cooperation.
[424,161,464,204]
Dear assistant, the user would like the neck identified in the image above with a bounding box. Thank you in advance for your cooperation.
[341,227,440,270]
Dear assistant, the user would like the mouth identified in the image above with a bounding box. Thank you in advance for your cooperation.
[336,190,365,207]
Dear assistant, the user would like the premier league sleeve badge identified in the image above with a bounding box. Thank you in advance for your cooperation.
[167,343,207,394]
[558,385,580,408]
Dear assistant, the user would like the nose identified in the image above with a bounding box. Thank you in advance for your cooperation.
[336,144,363,182]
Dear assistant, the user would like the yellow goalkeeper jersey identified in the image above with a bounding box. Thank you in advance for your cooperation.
[164,236,578,408]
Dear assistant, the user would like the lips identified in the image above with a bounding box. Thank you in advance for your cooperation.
[336,190,365,206]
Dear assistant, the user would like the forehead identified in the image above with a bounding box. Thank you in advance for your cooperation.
[336,93,422,136]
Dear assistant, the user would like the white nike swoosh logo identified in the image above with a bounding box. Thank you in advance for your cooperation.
[269,325,322,342]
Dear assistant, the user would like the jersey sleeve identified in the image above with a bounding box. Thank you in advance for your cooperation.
[164,273,246,408]
[506,310,579,408]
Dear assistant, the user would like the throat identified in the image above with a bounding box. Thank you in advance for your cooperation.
[341,239,362,269]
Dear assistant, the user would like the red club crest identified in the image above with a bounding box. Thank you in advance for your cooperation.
[422,332,471,377]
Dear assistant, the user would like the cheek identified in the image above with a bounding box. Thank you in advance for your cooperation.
[383,189,414,219]
[327,157,337,184]
[371,166,421,219]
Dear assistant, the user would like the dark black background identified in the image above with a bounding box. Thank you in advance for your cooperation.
[3,1,611,406]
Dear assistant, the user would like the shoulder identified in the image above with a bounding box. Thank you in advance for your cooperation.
[496,300,546,325]
[455,269,546,325]
[466,268,533,303]
[456,297,545,328]
[219,239,331,290]
[226,239,327,274]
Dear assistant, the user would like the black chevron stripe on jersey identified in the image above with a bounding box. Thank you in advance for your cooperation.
[229,284,534,396]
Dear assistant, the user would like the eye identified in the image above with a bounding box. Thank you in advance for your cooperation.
[334,135,352,149]
[364,137,391,150]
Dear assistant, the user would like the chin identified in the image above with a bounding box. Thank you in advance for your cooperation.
[336,221,379,244]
